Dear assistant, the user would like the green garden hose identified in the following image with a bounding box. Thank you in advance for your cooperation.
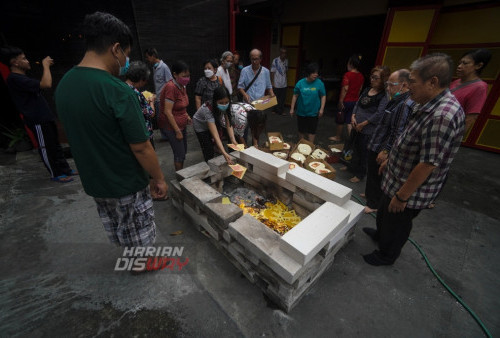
[351,194,492,338]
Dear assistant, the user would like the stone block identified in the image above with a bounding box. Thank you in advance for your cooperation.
[183,202,221,241]
[254,167,297,192]
[285,167,351,205]
[208,155,233,177]
[240,146,289,177]
[294,188,325,204]
[229,151,240,159]
[175,161,210,181]
[204,202,243,229]
[323,199,364,251]
[180,177,222,206]
[228,214,304,284]
[292,192,323,212]
[291,202,312,219]
[222,229,233,243]
[169,179,182,200]
[279,202,350,265]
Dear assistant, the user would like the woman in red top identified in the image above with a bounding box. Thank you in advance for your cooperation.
[160,60,191,171]
[450,48,491,136]
[330,54,364,142]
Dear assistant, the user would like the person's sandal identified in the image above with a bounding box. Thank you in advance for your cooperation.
[51,175,74,183]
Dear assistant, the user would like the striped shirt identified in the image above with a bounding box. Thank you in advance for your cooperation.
[381,89,465,209]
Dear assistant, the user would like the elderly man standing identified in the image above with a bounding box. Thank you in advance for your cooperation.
[238,49,275,103]
[363,54,465,266]
[363,69,412,214]
[56,12,167,260]
[216,51,234,96]
[271,47,288,115]
[144,47,172,141]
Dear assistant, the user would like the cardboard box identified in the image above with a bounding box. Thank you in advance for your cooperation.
[288,138,315,168]
[310,146,330,161]
[267,132,284,151]
[328,144,344,163]
[252,95,277,110]
[303,157,336,180]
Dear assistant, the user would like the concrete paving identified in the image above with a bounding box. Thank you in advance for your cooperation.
[1,109,499,337]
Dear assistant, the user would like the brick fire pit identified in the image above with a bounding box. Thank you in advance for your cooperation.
[169,147,364,312]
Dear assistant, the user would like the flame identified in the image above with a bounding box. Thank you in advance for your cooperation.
[238,200,301,235]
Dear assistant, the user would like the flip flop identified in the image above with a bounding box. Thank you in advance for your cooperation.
[51,175,74,183]
[69,169,79,176]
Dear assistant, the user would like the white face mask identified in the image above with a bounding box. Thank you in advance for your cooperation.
[204,69,214,78]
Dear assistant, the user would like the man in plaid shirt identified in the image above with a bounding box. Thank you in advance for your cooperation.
[363,54,465,266]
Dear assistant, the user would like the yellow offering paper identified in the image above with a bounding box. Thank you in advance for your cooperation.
[229,164,247,180]
[228,144,245,151]
[142,90,154,101]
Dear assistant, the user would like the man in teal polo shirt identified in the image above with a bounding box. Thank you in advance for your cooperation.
[56,12,167,255]
[289,63,326,143]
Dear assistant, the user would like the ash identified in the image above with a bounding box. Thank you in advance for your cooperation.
[223,177,272,208]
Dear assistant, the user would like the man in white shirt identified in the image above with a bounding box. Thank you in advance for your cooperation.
[216,51,233,95]
[270,47,288,115]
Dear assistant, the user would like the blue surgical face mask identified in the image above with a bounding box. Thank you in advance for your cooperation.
[217,103,229,111]
[118,48,130,76]
[238,65,243,70]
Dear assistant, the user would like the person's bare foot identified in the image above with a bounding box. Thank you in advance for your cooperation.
[340,166,348,171]
[349,176,361,183]
[329,136,341,142]
[364,206,377,214]
[427,202,436,209]
[360,193,366,198]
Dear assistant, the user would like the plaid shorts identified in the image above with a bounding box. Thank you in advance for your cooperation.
[94,186,156,247]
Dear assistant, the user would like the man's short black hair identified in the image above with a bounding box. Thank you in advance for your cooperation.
[144,48,158,58]
[0,46,24,67]
[83,12,133,54]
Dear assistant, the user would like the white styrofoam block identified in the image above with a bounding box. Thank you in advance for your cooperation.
[285,166,351,205]
[279,202,350,265]
[324,199,364,251]
[240,146,289,176]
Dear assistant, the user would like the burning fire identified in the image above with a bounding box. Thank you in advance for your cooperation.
[238,200,301,235]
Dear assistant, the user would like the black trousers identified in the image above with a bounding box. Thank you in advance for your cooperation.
[29,121,71,178]
[376,194,421,263]
[273,87,287,114]
[350,131,371,179]
[195,130,215,162]
[365,150,383,208]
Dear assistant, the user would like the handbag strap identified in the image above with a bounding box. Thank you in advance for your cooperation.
[451,79,481,93]
[245,67,262,92]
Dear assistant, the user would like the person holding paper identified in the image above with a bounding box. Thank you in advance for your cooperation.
[193,86,237,164]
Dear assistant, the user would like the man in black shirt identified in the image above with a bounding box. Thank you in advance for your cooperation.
[1,46,75,182]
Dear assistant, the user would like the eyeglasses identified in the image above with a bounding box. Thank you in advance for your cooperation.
[386,82,400,86]
[370,76,381,80]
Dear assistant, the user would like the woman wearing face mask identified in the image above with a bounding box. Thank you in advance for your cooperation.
[451,48,492,135]
[216,51,234,96]
[194,59,222,110]
[160,60,191,171]
[193,86,237,164]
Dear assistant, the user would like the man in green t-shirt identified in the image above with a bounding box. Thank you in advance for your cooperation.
[55,12,167,256]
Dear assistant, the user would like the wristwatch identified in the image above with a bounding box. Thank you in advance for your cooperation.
[395,192,409,203]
